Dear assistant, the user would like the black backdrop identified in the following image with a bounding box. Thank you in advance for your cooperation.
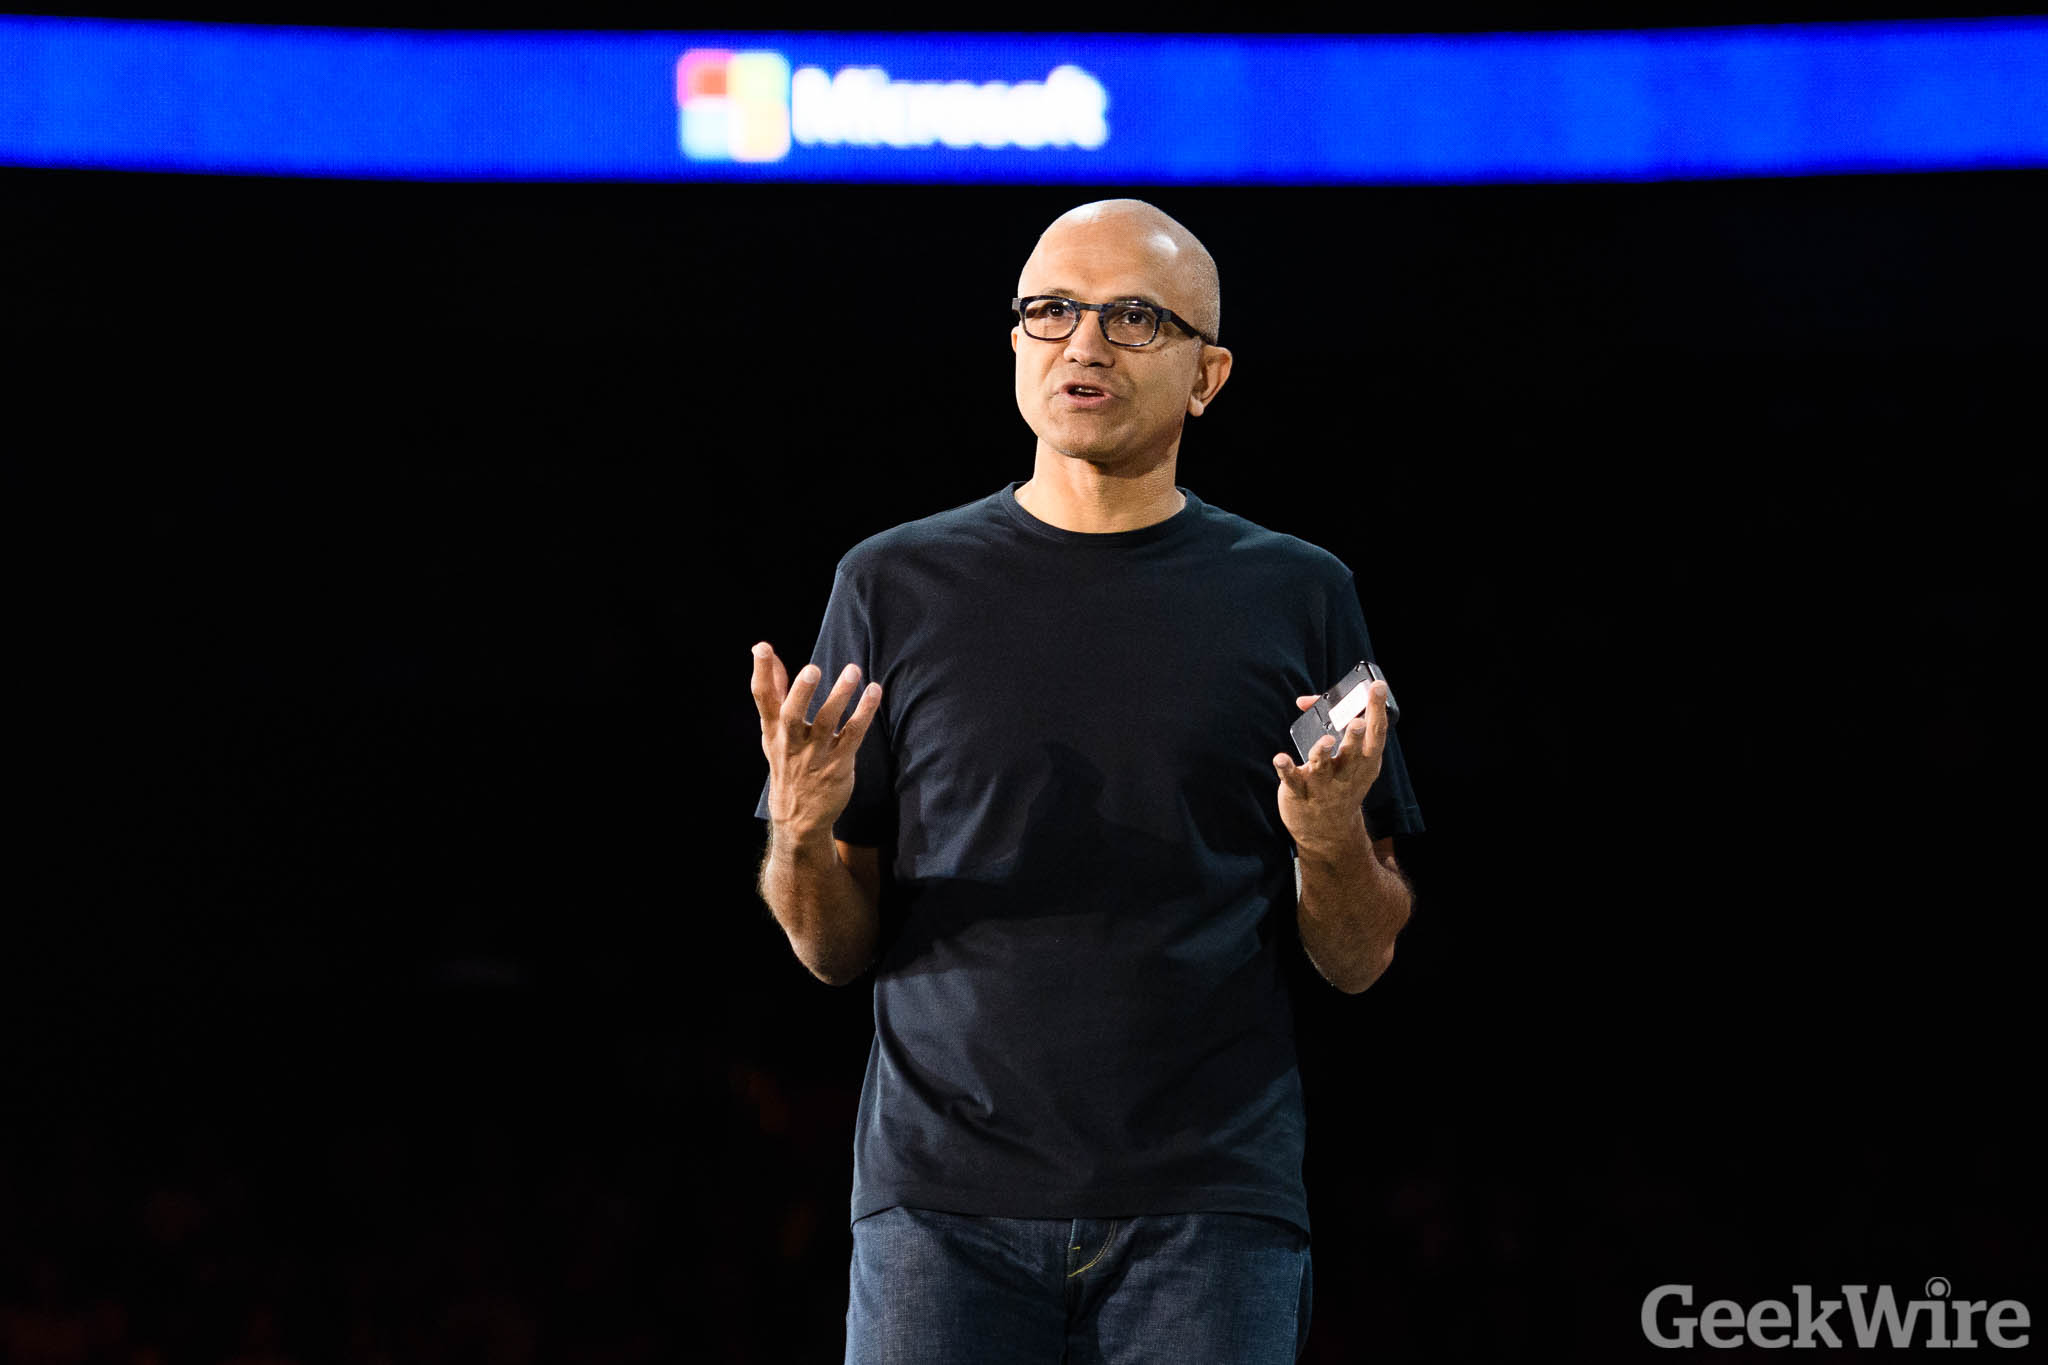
[5,7,2043,1361]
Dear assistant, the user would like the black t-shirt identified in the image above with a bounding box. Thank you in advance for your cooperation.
[756,482,1423,1236]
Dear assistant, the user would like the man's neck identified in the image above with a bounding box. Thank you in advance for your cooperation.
[1015,449,1185,534]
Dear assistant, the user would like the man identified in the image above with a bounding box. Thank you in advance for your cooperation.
[750,199,1423,1363]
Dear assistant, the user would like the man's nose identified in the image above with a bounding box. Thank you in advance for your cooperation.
[1061,312,1116,365]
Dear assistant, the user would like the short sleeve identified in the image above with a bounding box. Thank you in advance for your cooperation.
[1324,570,1425,839]
[752,563,897,848]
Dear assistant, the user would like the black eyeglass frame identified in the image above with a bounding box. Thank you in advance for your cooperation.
[1011,295,1217,349]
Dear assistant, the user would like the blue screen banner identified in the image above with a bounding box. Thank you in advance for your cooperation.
[3,18,2045,183]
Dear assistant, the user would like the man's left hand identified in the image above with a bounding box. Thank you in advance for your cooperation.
[1272,681,1389,853]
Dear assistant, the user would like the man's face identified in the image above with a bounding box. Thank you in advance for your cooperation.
[1012,215,1226,471]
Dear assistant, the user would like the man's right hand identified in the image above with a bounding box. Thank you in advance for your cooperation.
[751,642,883,835]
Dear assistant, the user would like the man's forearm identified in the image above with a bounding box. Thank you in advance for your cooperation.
[758,824,880,986]
[1295,815,1412,995]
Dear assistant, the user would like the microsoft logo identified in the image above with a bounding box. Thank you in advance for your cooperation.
[676,49,1112,164]
[675,50,792,163]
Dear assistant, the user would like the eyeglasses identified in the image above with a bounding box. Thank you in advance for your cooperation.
[1012,296,1215,349]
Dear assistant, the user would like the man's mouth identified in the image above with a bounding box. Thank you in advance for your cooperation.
[1062,383,1110,400]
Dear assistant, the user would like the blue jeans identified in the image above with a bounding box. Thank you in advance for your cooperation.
[846,1205,1313,1364]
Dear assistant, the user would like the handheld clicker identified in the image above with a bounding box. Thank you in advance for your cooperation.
[1290,661,1399,763]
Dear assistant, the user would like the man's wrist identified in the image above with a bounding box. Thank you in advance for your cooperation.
[769,818,841,861]
[1290,810,1371,865]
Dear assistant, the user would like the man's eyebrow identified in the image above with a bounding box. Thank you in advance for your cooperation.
[1034,288,1167,307]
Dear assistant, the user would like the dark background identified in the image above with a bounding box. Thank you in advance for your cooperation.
[5,4,2042,1361]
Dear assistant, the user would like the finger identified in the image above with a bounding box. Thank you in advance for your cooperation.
[781,661,823,729]
[1272,752,1309,797]
[1361,680,1390,756]
[750,642,787,725]
[1332,686,1390,787]
[1343,683,1392,769]
[836,681,885,749]
[810,663,864,735]
[1305,732,1337,773]
[1295,695,1317,712]
[1335,714,1371,766]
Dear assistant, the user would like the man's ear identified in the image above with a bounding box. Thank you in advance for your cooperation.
[1011,325,1021,353]
[1187,344,1234,417]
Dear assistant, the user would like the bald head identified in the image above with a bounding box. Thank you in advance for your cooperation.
[1020,199,1222,341]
